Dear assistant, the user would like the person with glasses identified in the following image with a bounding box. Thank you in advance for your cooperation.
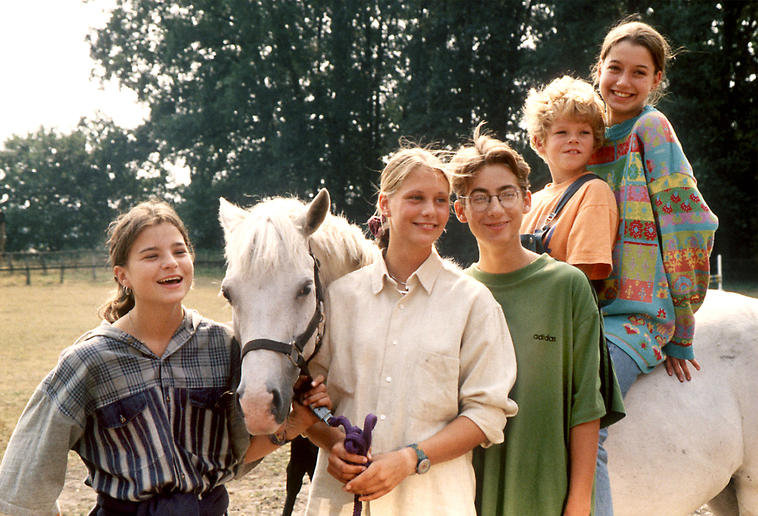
[521,76,619,281]
[451,125,622,516]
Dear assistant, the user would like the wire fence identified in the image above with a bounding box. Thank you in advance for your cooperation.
[0,249,226,285]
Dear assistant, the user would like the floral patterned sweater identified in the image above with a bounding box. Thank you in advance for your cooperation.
[587,105,718,373]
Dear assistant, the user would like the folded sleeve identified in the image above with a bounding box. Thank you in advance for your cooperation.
[457,290,518,446]
[565,181,619,280]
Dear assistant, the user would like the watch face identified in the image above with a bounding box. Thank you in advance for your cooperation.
[417,457,431,474]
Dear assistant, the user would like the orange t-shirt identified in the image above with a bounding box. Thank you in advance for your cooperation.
[520,172,619,280]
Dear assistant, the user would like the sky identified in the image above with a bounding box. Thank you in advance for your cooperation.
[0,0,148,145]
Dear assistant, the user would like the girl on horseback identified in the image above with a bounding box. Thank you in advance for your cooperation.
[587,18,719,516]
[0,199,330,516]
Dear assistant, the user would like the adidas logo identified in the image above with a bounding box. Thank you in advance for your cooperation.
[533,334,556,342]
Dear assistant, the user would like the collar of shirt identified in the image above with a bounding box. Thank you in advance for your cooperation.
[370,248,443,296]
[86,307,201,358]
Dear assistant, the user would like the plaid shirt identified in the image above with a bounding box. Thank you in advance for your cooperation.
[0,309,251,516]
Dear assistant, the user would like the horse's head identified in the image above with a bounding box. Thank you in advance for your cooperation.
[219,189,331,435]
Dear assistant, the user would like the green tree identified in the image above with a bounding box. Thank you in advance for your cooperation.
[88,0,756,268]
[0,120,161,251]
[653,1,758,265]
[389,1,534,261]
[521,2,758,268]
[90,0,406,247]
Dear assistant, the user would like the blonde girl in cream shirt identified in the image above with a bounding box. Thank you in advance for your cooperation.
[304,146,518,516]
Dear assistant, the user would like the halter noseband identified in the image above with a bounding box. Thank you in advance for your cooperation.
[238,250,325,376]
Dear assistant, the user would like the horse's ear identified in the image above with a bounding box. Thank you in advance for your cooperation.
[218,198,248,241]
[298,189,331,237]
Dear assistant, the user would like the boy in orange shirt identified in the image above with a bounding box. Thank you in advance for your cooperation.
[520,75,618,280]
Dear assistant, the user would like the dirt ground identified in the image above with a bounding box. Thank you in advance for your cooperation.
[0,276,720,515]
[56,446,308,516]
[51,449,715,516]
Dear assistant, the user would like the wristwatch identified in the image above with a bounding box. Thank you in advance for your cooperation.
[407,443,431,474]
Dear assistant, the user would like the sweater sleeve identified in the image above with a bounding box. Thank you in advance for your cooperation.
[0,386,85,516]
[638,111,718,358]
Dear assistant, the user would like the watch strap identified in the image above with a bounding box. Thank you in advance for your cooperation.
[407,443,430,474]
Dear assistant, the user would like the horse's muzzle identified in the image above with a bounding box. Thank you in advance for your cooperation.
[236,383,292,435]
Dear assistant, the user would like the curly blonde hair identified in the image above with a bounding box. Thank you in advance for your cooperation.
[523,75,606,159]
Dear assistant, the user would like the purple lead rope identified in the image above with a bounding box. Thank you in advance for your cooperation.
[328,414,378,516]
[302,380,376,515]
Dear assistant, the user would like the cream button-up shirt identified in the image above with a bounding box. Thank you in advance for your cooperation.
[306,250,518,516]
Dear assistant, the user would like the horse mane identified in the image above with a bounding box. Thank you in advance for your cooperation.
[308,208,381,286]
[224,196,380,286]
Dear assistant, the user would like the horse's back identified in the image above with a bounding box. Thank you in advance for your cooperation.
[607,290,758,516]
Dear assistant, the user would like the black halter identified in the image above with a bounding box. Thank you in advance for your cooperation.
[238,250,325,377]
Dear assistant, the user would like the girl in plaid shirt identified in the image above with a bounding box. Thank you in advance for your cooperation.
[0,200,330,516]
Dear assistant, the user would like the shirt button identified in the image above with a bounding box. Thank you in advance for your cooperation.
[392,339,398,346]
[379,414,386,421]
[386,376,392,383]
[399,304,405,310]
[119,415,126,424]
[166,394,170,403]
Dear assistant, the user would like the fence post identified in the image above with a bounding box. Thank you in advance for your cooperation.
[60,262,65,283]
[24,256,31,285]
[91,252,97,280]
[709,253,723,290]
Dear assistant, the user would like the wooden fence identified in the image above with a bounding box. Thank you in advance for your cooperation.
[710,254,722,290]
[0,249,745,289]
[0,250,226,285]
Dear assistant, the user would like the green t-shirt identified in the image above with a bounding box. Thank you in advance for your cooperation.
[466,255,605,516]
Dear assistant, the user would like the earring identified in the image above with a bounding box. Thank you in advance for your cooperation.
[123,285,132,296]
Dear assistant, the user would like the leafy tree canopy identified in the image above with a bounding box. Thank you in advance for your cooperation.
[0,119,160,251]
[3,1,755,266]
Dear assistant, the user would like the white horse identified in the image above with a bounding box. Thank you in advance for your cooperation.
[607,288,758,516]
[219,190,758,514]
[218,189,379,435]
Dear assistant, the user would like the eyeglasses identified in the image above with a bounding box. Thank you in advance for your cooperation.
[459,188,522,212]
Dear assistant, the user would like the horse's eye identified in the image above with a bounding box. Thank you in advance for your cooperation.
[297,283,312,298]
[221,286,232,303]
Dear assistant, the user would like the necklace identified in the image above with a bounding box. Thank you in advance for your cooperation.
[387,270,409,292]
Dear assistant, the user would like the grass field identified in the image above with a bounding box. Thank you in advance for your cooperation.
[0,269,305,515]
[2,268,750,514]
[0,269,233,453]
